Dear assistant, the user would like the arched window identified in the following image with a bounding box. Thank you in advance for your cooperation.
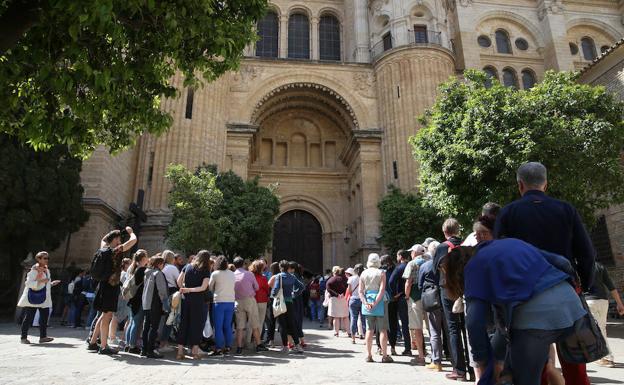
[483,66,498,88]
[319,15,340,61]
[495,29,512,54]
[288,13,310,59]
[521,69,536,90]
[581,37,597,61]
[502,68,518,89]
[256,11,279,57]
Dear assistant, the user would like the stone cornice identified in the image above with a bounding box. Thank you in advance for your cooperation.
[226,123,259,134]
[81,198,123,221]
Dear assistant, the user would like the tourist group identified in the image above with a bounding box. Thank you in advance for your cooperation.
[17,162,624,385]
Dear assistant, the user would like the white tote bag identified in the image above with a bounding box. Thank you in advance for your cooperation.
[203,308,213,338]
[272,274,287,317]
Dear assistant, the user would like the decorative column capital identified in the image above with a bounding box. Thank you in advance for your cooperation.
[537,0,565,21]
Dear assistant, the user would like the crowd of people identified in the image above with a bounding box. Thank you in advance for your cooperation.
[17,162,624,385]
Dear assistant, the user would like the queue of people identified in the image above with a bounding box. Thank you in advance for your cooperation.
[16,162,624,384]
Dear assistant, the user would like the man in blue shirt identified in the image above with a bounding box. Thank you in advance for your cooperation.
[388,250,411,356]
[495,162,595,385]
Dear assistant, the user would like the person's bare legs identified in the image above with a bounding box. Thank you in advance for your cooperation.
[236,329,245,348]
[91,312,113,349]
[547,345,565,385]
[90,316,102,344]
[365,329,375,358]
[252,328,262,345]
[380,330,389,358]
[109,315,118,344]
[333,317,340,336]
[414,328,425,359]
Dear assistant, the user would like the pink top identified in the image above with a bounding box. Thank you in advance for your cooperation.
[234,268,259,300]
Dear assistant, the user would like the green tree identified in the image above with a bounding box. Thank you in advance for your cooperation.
[0,134,88,303]
[411,70,624,226]
[378,186,444,255]
[213,171,280,259]
[165,164,222,254]
[0,0,268,157]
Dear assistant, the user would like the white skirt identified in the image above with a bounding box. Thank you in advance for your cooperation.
[328,296,349,318]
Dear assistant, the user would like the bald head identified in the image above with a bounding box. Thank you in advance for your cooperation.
[516,162,547,195]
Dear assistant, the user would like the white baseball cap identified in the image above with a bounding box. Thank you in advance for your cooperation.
[345,267,355,275]
[408,244,426,254]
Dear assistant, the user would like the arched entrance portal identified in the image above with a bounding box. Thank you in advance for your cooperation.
[273,210,323,274]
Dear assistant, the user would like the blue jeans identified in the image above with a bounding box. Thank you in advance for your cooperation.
[509,327,575,385]
[213,302,235,350]
[349,298,366,336]
[309,298,322,321]
[441,289,467,373]
[125,308,144,348]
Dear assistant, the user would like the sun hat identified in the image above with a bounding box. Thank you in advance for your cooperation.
[367,253,381,268]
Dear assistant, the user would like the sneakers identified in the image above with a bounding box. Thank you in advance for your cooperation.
[289,345,304,354]
[597,358,615,368]
[146,350,164,359]
[87,343,99,352]
[410,358,426,366]
[98,347,118,355]
[425,362,442,372]
[401,350,412,356]
[390,348,398,356]
[39,337,54,343]
[20,338,30,344]
[381,355,394,363]
[235,347,243,355]
[281,346,289,353]
[255,344,269,353]
[127,347,141,354]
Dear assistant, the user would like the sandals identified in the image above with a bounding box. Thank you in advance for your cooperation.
[381,355,394,363]
[192,353,202,360]
[366,355,374,363]
[176,352,185,360]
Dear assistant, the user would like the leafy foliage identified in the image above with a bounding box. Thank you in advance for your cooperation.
[0,134,89,267]
[411,70,624,226]
[0,0,268,157]
[165,165,280,258]
[213,171,280,259]
[378,186,444,254]
[165,164,222,255]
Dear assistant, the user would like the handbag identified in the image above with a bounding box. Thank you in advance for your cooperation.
[557,294,609,364]
[361,290,384,316]
[421,284,442,312]
[272,274,287,317]
[28,287,47,305]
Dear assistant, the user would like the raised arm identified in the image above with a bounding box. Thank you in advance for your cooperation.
[119,227,138,252]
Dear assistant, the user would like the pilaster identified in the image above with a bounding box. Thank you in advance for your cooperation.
[537,0,573,71]
[311,17,320,60]
[226,123,258,180]
[279,15,288,58]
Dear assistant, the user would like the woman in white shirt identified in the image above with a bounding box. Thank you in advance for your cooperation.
[18,251,60,344]
[208,255,236,356]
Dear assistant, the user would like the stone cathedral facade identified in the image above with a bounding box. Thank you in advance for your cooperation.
[56,0,624,273]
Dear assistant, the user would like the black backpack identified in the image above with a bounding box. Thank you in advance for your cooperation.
[90,248,113,282]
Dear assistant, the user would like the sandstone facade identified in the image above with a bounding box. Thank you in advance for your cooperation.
[53,0,624,273]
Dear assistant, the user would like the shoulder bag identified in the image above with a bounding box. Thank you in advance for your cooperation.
[272,274,287,317]
[557,293,609,364]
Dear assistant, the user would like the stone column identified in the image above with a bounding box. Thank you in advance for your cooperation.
[355,131,383,250]
[280,15,289,58]
[226,124,258,180]
[354,0,370,63]
[537,0,573,71]
[311,17,319,60]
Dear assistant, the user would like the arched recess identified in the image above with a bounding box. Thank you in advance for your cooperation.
[476,10,545,49]
[246,77,367,131]
[566,18,620,43]
[279,194,336,234]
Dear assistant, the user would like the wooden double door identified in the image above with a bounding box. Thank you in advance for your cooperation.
[272,210,323,275]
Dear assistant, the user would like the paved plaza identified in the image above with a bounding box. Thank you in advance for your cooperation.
[1,319,623,385]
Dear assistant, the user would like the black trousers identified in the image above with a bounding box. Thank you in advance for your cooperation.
[21,307,49,339]
[142,307,162,352]
[265,298,277,343]
[276,302,299,346]
[388,298,411,351]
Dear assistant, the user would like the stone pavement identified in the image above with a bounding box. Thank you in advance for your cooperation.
[1,319,623,385]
